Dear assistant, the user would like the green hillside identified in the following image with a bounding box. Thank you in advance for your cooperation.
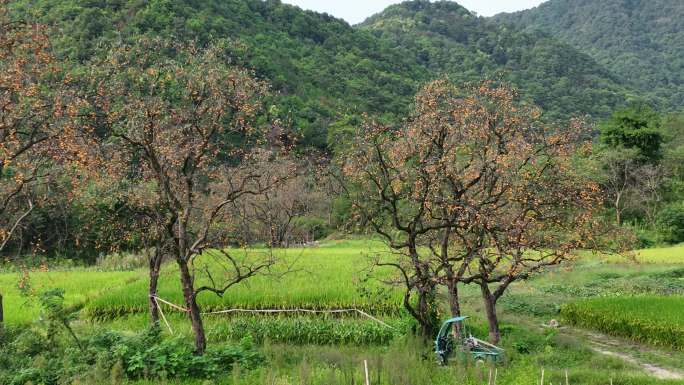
[495,0,684,110]
[9,0,635,148]
[362,0,630,121]
[9,0,425,148]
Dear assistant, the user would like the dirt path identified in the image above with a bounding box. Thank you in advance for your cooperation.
[570,329,684,380]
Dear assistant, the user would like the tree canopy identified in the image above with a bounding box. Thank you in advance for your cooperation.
[496,0,684,110]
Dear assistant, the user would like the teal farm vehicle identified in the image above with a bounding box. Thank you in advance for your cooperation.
[435,316,504,365]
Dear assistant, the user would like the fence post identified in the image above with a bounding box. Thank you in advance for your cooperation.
[0,292,4,329]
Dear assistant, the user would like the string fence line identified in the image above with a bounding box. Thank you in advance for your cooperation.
[150,295,396,331]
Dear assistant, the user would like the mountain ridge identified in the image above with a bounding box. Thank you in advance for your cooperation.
[494,0,684,110]
[7,0,658,149]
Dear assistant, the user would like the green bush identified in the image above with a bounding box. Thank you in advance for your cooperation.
[100,330,262,379]
[0,327,263,385]
[292,216,334,241]
[657,203,684,244]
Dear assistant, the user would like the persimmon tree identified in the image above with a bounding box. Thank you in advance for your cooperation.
[72,38,285,354]
[0,1,70,327]
[0,1,60,253]
[420,81,603,344]
[344,79,604,343]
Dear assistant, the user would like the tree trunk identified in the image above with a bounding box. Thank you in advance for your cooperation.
[615,192,623,225]
[446,279,462,337]
[480,282,500,345]
[178,260,206,354]
[0,292,4,329]
[148,251,163,328]
[415,287,436,338]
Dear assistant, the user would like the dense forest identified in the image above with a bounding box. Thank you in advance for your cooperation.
[7,0,647,149]
[496,0,684,110]
[361,1,629,121]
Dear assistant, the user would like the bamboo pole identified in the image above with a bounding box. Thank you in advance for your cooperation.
[364,360,370,385]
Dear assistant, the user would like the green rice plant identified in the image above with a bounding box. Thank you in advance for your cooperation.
[597,243,684,264]
[206,315,410,345]
[562,296,684,349]
[0,269,144,325]
[85,240,405,319]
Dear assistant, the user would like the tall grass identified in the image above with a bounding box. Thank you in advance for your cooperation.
[0,269,144,325]
[562,296,684,349]
[86,240,405,319]
[598,244,684,264]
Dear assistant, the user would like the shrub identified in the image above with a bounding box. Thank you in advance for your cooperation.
[0,327,263,385]
[95,250,150,271]
[92,329,263,380]
[657,203,684,244]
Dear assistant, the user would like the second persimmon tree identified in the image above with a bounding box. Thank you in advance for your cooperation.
[344,79,603,343]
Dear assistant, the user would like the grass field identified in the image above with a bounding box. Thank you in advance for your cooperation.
[3,240,684,384]
[1,239,404,326]
[599,244,684,264]
[562,296,684,349]
[85,239,404,320]
[0,269,143,325]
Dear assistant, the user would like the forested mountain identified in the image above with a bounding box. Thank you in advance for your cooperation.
[9,0,634,148]
[9,0,427,148]
[495,0,684,110]
[361,1,629,121]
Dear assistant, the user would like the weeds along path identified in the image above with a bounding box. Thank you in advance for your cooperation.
[568,327,684,380]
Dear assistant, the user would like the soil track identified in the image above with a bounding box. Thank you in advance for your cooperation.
[573,329,683,380]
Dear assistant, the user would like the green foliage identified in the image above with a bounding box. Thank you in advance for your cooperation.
[599,104,663,161]
[290,217,333,241]
[8,0,637,151]
[0,269,144,325]
[8,0,421,149]
[0,327,262,384]
[362,1,630,121]
[562,296,684,349]
[36,288,83,350]
[96,330,262,379]
[496,0,684,110]
[6,179,150,263]
[657,203,684,244]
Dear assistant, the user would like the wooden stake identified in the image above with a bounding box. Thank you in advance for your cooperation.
[0,293,4,327]
[540,368,545,385]
[364,359,370,385]
[488,368,493,385]
[565,369,569,385]
[494,368,498,385]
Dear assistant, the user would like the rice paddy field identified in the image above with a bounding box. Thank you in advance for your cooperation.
[2,240,684,384]
[0,269,143,324]
[85,240,404,320]
[562,296,684,349]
